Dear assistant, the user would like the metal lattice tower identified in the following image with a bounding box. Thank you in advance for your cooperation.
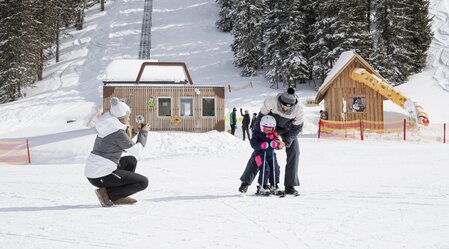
[139,0,152,59]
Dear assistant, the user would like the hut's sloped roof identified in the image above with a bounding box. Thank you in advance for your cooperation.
[315,51,386,103]
[104,59,188,83]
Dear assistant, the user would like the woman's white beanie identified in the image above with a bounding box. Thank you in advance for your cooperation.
[110,97,131,118]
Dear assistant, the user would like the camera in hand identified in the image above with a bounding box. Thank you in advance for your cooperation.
[135,114,149,130]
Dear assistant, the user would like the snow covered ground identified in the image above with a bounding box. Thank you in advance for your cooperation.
[0,0,449,248]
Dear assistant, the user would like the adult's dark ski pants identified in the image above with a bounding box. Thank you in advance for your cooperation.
[88,156,148,201]
[242,126,250,141]
[240,138,300,187]
[231,125,236,135]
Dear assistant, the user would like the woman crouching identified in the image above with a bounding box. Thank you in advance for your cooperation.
[84,97,149,207]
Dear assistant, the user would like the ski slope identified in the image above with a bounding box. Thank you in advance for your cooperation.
[0,0,448,248]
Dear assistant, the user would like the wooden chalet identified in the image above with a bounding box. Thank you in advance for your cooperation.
[102,60,225,132]
[315,51,386,128]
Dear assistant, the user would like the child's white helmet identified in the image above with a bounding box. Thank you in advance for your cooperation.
[260,115,276,133]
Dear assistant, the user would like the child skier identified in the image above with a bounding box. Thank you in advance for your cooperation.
[250,115,282,196]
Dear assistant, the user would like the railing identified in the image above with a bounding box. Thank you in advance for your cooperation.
[318,119,447,143]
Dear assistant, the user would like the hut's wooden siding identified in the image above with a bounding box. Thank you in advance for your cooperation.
[324,59,384,129]
[103,85,225,132]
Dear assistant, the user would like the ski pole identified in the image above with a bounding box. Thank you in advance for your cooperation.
[272,149,276,190]
[261,150,267,187]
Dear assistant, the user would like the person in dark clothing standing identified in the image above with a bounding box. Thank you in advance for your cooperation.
[250,113,257,131]
[229,107,237,135]
[239,88,304,196]
[240,108,251,140]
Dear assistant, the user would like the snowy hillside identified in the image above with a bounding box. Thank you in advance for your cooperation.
[0,0,448,249]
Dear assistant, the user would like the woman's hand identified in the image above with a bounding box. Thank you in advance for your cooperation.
[141,123,150,132]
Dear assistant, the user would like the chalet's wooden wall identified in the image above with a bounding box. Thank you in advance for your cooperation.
[324,59,384,128]
[103,86,225,132]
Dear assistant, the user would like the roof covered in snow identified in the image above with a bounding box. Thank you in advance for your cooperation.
[319,51,356,92]
[104,59,191,84]
[315,51,386,103]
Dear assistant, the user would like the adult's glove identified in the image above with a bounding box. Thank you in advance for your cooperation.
[276,140,286,150]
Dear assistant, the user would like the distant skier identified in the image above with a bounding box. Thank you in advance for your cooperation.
[229,107,237,135]
[84,97,149,207]
[239,88,304,196]
[240,108,251,141]
[249,115,282,196]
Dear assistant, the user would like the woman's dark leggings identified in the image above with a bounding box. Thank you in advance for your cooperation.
[88,156,148,201]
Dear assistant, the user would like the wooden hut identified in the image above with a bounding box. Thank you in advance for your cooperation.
[315,51,386,127]
[102,60,225,132]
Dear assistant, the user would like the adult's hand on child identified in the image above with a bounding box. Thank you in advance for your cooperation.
[276,140,285,150]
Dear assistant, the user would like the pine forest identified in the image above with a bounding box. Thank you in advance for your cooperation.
[216,0,433,88]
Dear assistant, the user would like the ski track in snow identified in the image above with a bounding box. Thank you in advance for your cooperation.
[1,1,449,248]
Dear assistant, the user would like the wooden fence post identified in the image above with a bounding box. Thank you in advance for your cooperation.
[443,123,446,143]
[26,139,31,163]
[403,119,407,141]
[318,119,322,139]
[360,120,364,141]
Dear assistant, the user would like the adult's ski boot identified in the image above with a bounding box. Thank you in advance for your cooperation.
[284,186,300,196]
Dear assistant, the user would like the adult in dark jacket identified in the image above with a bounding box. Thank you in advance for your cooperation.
[229,107,237,135]
[240,108,251,140]
[85,97,149,207]
[239,88,304,196]
[250,113,257,131]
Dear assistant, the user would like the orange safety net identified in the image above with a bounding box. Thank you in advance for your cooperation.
[0,139,31,165]
[319,119,447,143]
[319,120,361,140]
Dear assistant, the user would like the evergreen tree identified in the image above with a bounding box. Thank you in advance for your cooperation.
[369,0,394,79]
[408,0,433,73]
[0,0,39,103]
[310,0,372,82]
[334,0,372,59]
[0,0,86,103]
[75,0,86,30]
[309,0,340,80]
[216,0,235,32]
[34,0,61,80]
[282,0,310,86]
[377,0,416,84]
[302,0,319,81]
[263,0,291,85]
[231,0,264,76]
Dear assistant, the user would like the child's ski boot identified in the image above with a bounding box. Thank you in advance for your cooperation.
[256,185,271,196]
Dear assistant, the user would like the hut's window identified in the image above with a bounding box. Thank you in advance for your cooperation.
[158,98,172,116]
[202,98,215,117]
[180,98,193,117]
[348,95,366,112]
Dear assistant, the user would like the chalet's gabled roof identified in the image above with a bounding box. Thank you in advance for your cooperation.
[104,59,191,84]
[315,51,386,103]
